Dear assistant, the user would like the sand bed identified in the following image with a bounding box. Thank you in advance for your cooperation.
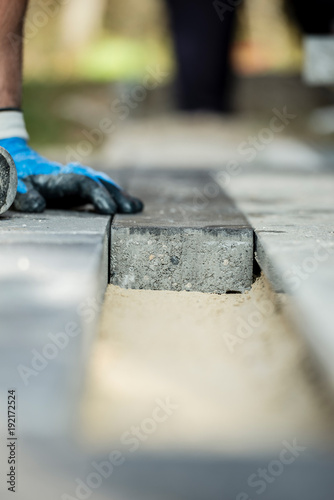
[81,275,334,456]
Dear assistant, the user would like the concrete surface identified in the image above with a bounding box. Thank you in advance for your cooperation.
[4,440,334,500]
[110,170,253,293]
[97,453,334,500]
[224,167,334,392]
[0,210,110,438]
[0,210,112,500]
[100,115,325,171]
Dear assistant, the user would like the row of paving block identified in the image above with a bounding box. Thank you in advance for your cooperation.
[1,167,334,499]
[0,170,254,445]
[0,171,255,499]
[1,168,334,438]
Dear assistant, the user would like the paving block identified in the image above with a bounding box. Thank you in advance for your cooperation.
[98,453,334,500]
[0,210,110,438]
[110,170,253,293]
[224,167,334,392]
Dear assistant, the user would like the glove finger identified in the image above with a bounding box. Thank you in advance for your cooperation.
[99,179,144,214]
[14,180,46,213]
[31,174,118,215]
[79,176,118,214]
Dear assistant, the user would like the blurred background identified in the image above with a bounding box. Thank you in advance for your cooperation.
[22,0,334,166]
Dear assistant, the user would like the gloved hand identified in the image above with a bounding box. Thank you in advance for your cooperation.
[0,137,143,215]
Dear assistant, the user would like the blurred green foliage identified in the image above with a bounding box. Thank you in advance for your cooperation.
[23,82,103,146]
[23,83,69,145]
[76,37,173,82]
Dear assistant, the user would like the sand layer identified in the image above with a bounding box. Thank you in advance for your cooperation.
[81,275,334,455]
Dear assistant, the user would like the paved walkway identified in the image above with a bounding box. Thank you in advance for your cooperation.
[1,117,334,498]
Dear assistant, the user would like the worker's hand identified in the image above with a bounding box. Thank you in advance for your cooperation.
[0,138,143,215]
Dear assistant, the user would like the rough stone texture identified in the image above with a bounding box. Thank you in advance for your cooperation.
[0,146,17,215]
[110,170,253,293]
[224,167,334,392]
[304,36,334,85]
[0,210,110,438]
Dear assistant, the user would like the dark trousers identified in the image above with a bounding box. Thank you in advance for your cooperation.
[164,0,334,112]
[165,0,238,112]
[286,0,334,34]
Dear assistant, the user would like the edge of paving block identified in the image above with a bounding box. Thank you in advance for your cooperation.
[110,225,254,293]
[0,215,112,439]
[254,231,334,395]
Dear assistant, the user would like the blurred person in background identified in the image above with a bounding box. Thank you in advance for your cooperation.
[164,0,334,112]
[165,0,239,112]
[0,0,144,215]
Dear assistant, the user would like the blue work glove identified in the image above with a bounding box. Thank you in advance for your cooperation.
[0,137,143,215]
